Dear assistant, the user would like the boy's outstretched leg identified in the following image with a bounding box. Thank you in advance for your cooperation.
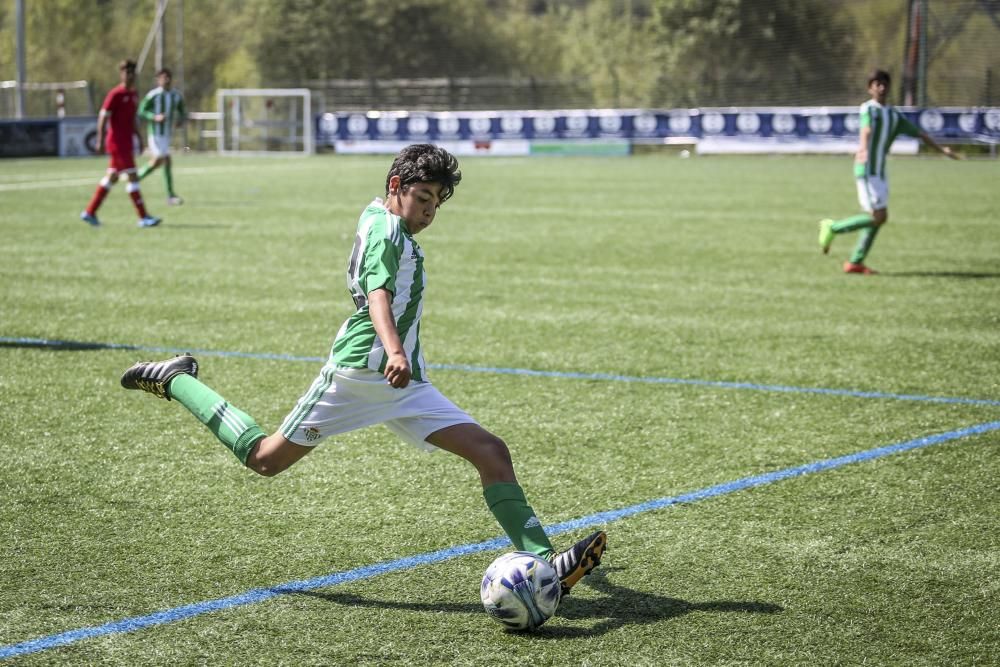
[121,355,266,464]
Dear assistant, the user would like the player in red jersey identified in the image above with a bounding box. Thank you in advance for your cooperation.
[80,60,161,228]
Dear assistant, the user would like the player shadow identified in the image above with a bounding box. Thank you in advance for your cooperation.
[286,567,782,638]
[879,270,1000,279]
[0,338,135,352]
[287,589,481,615]
[538,567,782,637]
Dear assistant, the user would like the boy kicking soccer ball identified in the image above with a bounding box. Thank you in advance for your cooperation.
[121,143,606,595]
[817,68,960,274]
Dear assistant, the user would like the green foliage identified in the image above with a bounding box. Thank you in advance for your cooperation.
[214,47,261,91]
[0,0,997,113]
[256,0,517,83]
[178,1,264,108]
[0,0,262,112]
[557,1,663,107]
[648,0,861,105]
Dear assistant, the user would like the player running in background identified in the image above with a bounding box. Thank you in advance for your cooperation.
[120,143,607,596]
[80,59,161,228]
[138,68,186,205]
[818,69,959,274]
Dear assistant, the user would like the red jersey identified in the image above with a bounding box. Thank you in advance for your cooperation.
[101,84,139,152]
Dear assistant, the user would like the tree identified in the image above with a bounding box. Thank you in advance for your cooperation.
[255,0,517,83]
[648,0,861,106]
[521,0,649,108]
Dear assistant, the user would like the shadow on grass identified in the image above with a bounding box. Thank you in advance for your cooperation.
[0,337,136,351]
[879,271,1000,279]
[287,567,782,637]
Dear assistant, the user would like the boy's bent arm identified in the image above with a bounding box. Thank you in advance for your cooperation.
[368,287,411,388]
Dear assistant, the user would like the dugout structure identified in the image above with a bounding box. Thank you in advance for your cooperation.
[217,88,314,155]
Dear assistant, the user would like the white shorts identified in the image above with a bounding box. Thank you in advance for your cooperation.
[148,134,172,158]
[856,175,888,212]
[279,366,478,451]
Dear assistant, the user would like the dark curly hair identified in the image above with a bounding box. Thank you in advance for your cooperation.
[867,69,891,86]
[385,144,462,203]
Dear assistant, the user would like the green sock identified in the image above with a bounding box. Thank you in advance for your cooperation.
[483,482,554,558]
[164,162,175,197]
[831,213,874,234]
[850,225,881,264]
[167,374,266,465]
[137,164,152,180]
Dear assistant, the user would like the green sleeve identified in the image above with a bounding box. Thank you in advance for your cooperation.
[859,106,871,128]
[898,113,921,138]
[138,93,155,121]
[360,224,400,297]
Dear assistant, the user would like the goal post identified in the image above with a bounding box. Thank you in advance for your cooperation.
[0,79,95,118]
[216,88,314,155]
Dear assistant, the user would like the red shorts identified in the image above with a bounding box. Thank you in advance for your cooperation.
[106,140,136,173]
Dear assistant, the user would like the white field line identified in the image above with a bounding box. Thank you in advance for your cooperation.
[0,164,311,192]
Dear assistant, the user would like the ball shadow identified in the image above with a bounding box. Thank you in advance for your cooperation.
[285,566,782,638]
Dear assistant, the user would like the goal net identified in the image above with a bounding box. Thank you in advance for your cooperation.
[216,88,314,155]
[0,80,95,119]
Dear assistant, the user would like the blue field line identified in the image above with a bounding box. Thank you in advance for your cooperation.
[2,420,998,661]
[3,336,1000,407]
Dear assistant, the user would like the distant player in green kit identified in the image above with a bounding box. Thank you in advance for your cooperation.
[121,144,606,596]
[818,69,960,274]
[138,68,186,205]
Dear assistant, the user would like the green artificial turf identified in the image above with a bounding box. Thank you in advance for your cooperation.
[1,152,997,665]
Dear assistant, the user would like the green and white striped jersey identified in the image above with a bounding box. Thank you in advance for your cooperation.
[139,87,186,137]
[330,199,427,380]
[855,100,920,180]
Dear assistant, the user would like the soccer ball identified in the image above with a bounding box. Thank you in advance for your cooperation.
[480,551,561,631]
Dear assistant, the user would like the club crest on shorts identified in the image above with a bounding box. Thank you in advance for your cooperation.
[303,427,321,442]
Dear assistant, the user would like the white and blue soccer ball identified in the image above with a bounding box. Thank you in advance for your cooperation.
[480,551,561,631]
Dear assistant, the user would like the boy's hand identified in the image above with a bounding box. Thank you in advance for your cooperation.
[384,352,411,388]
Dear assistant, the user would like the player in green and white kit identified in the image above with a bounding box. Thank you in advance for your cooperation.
[818,69,959,274]
[138,68,186,205]
[120,144,606,595]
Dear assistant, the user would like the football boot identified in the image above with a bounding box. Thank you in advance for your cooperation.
[121,354,198,400]
[818,219,835,254]
[549,530,607,596]
[843,261,878,275]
